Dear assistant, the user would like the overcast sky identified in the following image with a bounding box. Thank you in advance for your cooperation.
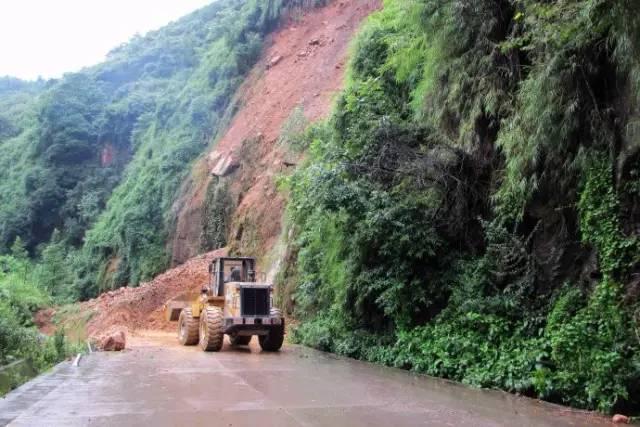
[0,0,214,81]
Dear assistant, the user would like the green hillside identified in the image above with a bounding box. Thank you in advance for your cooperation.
[0,0,324,299]
[283,0,640,414]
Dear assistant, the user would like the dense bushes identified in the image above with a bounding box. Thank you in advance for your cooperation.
[0,248,77,389]
[284,0,640,413]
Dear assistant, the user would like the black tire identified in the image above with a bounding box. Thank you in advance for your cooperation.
[199,306,224,352]
[178,307,199,346]
[259,308,284,352]
[230,335,252,346]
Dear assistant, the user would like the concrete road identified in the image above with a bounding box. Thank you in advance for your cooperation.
[0,331,611,427]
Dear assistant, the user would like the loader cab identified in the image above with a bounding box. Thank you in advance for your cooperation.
[209,257,257,297]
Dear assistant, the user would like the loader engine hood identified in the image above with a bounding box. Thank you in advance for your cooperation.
[225,282,273,318]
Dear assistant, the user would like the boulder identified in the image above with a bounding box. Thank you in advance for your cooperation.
[99,330,126,351]
[613,414,630,424]
[268,55,283,68]
[209,151,239,177]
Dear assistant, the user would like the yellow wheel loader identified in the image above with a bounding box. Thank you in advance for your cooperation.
[165,257,285,352]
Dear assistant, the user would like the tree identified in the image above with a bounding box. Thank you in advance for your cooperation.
[10,237,28,260]
[35,230,72,298]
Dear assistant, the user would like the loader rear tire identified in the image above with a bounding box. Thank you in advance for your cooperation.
[199,306,224,352]
[230,335,252,346]
[178,308,199,346]
[259,308,284,352]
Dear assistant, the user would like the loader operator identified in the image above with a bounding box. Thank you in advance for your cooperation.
[227,266,241,282]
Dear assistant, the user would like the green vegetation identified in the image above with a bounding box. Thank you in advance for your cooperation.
[201,178,232,251]
[284,0,640,414]
[0,242,80,395]
[279,106,310,152]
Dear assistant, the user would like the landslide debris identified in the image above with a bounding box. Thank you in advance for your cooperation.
[81,249,226,340]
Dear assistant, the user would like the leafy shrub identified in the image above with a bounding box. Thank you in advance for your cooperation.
[279,106,309,152]
[536,281,636,411]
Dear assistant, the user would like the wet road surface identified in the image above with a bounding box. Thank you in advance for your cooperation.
[0,331,612,426]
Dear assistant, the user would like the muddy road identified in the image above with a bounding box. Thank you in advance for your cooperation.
[0,332,611,427]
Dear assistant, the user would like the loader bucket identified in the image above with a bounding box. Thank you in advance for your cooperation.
[163,292,199,322]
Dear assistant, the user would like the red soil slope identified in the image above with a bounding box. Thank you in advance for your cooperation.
[214,0,379,158]
[172,0,381,265]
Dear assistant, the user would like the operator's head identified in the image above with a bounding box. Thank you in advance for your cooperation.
[230,266,241,281]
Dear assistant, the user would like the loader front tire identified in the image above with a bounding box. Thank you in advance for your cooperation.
[199,306,224,352]
[178,307,199,346]
[259,308,284,352]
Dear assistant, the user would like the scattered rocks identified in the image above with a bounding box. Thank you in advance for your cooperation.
[209,151,239,176]
[613,414,630,424]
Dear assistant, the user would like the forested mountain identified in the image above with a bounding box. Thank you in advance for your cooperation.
[283,0,640,414]
[0,0,323,299]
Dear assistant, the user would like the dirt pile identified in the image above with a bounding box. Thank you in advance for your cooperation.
[172,0,381,266]
[82,248,226,338]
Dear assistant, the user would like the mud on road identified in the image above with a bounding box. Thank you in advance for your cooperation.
[0,331,611,427]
